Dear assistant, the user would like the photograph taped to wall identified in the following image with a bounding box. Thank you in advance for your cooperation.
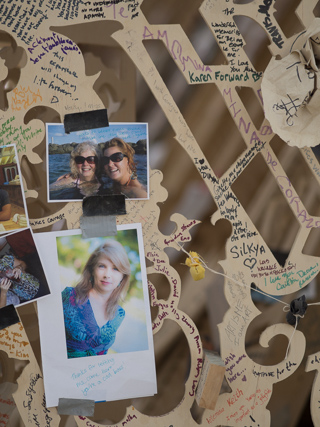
[58,228,150,358]
[47,122,149,202]
[0,228,51,308]
[35,223,156,407]
[0,144,29,235]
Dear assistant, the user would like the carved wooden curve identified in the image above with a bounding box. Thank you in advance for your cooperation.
[1,0,320,426]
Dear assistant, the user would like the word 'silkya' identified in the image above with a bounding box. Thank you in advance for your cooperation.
[230,243,266,258]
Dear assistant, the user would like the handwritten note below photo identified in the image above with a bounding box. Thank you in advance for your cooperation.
[47,122,149,202]
[35,224,156,407]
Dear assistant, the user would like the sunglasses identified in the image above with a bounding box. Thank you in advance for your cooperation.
[75,155,97,165]
[102,152,128,165]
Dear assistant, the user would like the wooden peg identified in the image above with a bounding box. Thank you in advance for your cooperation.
[195,351,226,410]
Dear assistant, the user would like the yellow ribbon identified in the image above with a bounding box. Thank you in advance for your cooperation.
[185,251,205,281]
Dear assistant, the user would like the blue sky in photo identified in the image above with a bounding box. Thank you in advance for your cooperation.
[47,123,148,145]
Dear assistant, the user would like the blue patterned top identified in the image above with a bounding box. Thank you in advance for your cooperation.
[0,254,40,305]
[62,287,125,359]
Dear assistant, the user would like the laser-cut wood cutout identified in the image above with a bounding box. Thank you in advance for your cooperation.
[1,0,320,426]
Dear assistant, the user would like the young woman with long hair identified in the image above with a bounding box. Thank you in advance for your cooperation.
[62,239,131,358]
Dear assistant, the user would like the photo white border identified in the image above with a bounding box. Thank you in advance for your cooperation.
[46,122,150,203]
[35,223,156,407]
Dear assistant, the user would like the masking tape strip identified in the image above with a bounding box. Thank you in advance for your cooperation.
[64,109,109,133]
[80,215,117,238]
[0,304,20,331]
[82,195,126,217]
[58,398,95,416]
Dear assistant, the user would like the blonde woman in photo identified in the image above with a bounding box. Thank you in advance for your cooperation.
[102,138,147,199]
[51,141,101,198]
[61,240,131,358]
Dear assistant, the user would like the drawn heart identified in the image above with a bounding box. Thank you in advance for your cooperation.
[242,375,247,381]
[199,159,204,164]
[244,258,257,269]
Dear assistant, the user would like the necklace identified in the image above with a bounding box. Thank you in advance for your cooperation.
[125,172,137,186]
[125,175,132,186]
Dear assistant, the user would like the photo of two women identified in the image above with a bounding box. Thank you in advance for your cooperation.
[47,123,149,202]
[57,228,149,359]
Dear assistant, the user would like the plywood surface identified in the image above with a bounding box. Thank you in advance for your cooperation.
[1,0,320,426]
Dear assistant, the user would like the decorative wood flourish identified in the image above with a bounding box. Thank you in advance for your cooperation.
[0,0,320,426]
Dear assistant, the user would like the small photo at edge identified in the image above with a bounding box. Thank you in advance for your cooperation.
[0,228,50,309]
[0,144,29,236]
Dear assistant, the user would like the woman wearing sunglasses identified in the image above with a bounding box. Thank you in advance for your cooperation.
[101,138,147,199]
[51,141,101,198]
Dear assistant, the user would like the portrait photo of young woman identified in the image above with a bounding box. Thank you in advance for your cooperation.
[56,227,149,359]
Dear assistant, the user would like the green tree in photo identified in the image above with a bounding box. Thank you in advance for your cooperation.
[56,230,143,301]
